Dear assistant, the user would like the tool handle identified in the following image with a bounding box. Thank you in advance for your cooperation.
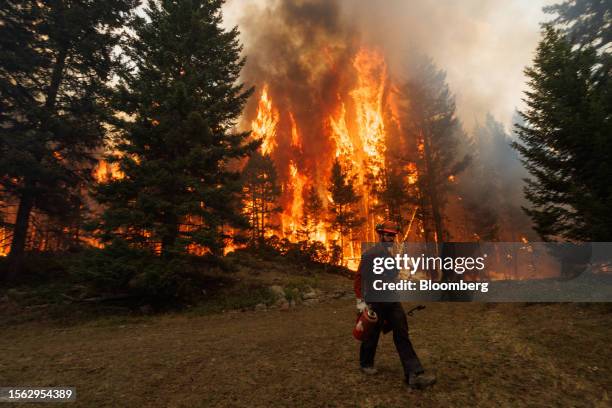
[406,305,426,316]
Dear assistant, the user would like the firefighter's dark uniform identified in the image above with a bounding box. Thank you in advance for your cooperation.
[355,243,424,379]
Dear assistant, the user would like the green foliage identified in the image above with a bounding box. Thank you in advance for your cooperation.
[282,240,330,265]
[73,240,206,302]
[96,0,256,256]
[513,26,611,241]
[246,236,341,267]
[0,252,72,286]
[544,0,611,51]
[228,233,344,273]
[190,284,276,315]
[0,0,138,275]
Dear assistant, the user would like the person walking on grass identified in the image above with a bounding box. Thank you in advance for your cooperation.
[354,220,436,390]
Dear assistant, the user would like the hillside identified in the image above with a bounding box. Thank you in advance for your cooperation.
[1,270,610,407]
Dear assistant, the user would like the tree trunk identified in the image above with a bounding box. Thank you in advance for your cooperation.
[421,129,445,243]
[6,190,35,280]
[161,233,177,258]
[160,209,179,258]
[5,37,70,279]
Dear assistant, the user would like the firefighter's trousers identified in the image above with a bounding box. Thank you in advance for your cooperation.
[359,302,424,379]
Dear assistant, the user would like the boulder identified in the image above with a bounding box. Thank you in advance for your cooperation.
[332,290,346,299]
[278,299,290,311]
[303,298,319,306]
[269,285,285,299]
[303,290,318,300]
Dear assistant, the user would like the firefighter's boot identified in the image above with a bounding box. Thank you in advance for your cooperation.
[406,372,436,389]
[360,366,378,375]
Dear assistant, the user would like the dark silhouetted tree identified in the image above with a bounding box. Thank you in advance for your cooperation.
[401,58,470,243]
[328,159,364,263]
[298,185,324,241]
[545,0,611,51]
[242,152,281,244]
[378,169,413,231]
[0,0,137,278]
[513,26,611,241]
[96,0,256,256]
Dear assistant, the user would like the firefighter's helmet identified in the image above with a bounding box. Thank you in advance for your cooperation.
[375,220,400,235]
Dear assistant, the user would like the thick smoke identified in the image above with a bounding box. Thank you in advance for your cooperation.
[222,0,545,239]
[234,0,359,186]
[224,0,554,131]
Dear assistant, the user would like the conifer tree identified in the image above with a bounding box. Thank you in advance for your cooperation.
[327,159,364,262]
[298,185,323,241]
[378,169,413,230]
[242,152,281,244]
[0,0,137,277]
[401,59,470,242]
[97,0,256,256]
[513,26,611,241]
[545,0,611,51]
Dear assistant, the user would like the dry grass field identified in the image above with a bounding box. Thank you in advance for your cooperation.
[1,279,610,407]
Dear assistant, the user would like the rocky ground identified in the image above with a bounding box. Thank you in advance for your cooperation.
[1,272,611,407]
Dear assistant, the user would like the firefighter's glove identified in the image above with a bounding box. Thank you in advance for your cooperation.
[356,298,367,313]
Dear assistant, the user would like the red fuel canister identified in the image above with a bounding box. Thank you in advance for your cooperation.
[353,307,378,341]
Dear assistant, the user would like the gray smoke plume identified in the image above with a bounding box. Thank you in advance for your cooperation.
[223,0,555,131]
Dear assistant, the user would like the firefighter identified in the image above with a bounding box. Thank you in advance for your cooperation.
[354,220,437,390]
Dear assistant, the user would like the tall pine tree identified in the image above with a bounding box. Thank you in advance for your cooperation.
[328,159,363,263]
[377,169,413,231]
[513,26,611,241]
[544,0,611,51]
[401,58,470,242]
[0,0,137,278]
[97,0,256,256]
[241,152,281,244]
[298,185,324,241]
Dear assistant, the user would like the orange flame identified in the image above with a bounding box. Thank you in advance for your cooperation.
[406,162,418,185]
[330,103,353,159]
[244,47,417,267]
[0,227,9,256]
[93,160,124,183]
[281,160,307,238]
[351,48,387,182]
[251,84,279,155]
[289,112,302,150]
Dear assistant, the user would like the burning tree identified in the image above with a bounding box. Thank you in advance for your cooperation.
[298,185,324,241]
[242,152,282,244]
[327,159,364,264]
[96,0,256,256]
[377,169,415,232]
[0,0,137,278]
[401,59,470,243]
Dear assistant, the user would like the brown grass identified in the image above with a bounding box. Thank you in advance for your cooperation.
[0,285,610,407]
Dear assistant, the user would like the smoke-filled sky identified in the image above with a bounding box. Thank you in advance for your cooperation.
[223,0,556,132]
